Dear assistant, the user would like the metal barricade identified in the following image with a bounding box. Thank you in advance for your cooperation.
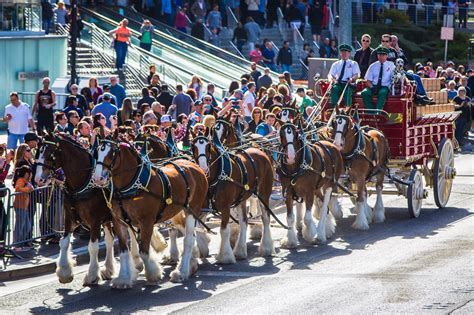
[1,185,64,267]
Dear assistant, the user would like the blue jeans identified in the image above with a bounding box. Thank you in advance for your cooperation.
[281,64,292,73]
[14,208,31,244]
[7,133,25,150]
[115,41,128,69]
[405,73,426,96]
[266,63,277,72]
[42,19,51,34]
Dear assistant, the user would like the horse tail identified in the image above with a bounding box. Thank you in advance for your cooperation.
[150,225,168,253]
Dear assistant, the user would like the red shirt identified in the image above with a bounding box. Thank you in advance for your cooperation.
[249,50,262,63]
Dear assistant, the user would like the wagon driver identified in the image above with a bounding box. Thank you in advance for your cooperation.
[328,44,360,108]
[361,47,395,111]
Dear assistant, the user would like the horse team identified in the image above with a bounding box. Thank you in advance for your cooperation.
[33,108,389,289]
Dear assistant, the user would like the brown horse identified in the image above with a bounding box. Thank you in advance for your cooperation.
[92,132,208,284]
[134,131,211,262]
[278,123,344,246]
[191,132,275,263]
[330,108,390,230]
[35,133,125,286]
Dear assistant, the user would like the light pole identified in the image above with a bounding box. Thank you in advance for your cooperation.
[339,0,352,46]
[69,0,78,87]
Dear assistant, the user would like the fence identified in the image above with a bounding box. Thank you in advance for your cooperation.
[1,185,64,267]
[351,1,473,28]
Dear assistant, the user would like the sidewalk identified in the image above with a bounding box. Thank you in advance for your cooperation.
[0,235,107,281]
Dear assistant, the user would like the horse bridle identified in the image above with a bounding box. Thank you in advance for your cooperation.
[36,140,59,180]
[96,138,120,171]
[193,136,212,165]
[214,119,232,142]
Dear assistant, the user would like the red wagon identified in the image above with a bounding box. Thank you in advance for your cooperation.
[316,78,459,217]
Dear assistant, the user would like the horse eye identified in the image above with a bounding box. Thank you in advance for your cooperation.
[286,128,291,134]
[199,139,204,144]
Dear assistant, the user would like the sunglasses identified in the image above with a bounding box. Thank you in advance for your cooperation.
[362,39,370,42]
[204,99,212,101]
[254,111,261,114]
[71,116,79,119]
[26,149,31,152]
[382,40,390,43]
[100,117,106,120]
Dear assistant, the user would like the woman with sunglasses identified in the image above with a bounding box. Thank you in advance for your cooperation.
[92,113,111,136]
[245,107,264,134]
[354,34,374,77]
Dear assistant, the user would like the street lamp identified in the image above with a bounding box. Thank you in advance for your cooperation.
[69,0,78,88]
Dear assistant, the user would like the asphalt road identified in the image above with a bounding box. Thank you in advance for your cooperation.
[0,154,473,314]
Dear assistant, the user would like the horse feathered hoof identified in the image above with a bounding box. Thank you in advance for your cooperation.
[280,237,298,249]
[170,270,184,283]
[111,280,133,290]
[161,254,179,266]
[101,267,115,280]
[83,275,101,286]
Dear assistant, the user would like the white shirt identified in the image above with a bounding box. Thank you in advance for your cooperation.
[4,102,32,134]
[243,91,256,117]
[328,59,361,82]
[365,60,395,87]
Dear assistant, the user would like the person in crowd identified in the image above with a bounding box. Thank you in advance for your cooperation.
[228,81,240,97]
[354,34,374,77]
[175,6,187,33]
[14,143,34,171]
[80,87,94,113]
[67,110,80,135]
[277,41,293,74]
[240,78,249,94]
[250,63,262,86]
[189,100,205,125]
[369,34,397,64]
[151,101,163,123]
[118,98,134,126]
[208,27,220,47]
[0,145,13,247]
[390,35,409,65]
[425,62,436,78]
[328,44,361,108]
[188,75,203,99]
[91,93,118,129]
[285,0,305,35]
[109,19,131,70]
[174,114,189,144]
[156,84,174,111]
[131,110,142,134]
[161,0,173,26]
[32,77,55,135]
[233,21,247,53]
[258,67,273,89]
[76,120,93,149]
[361,47,395,111]
[459,76,472,98]
[88,77,103,105]
[41,0,54,35]
[147,64,156,86]
[204,83,219,107]
[319,37,331,58]
[24,132,39,155]
[258,87,276,110]
[296,87,315,116]
[256,87,267,105]
[148,74,161,89]
[12,165,34,250]
[109,75,126,108]
[266,0,278,28]
[444,80,458,101]
[63,95,84,119]
[245,107,263,134]
[137,87,156,111]
[458,0,469,28]
[92,113,110,135]
[150,86,160,99]
[256,112,276,137]
[244,17,261,52]
[54,112,69,134]
[68,84,88,115]
[207,4,222,32]
[186,88,197,102]
[309,0,324,43]
[54,1,68,27]
[139,19,154,51]
[249,44,263,64]
[4,92,35,149]
[329,39,338,58]
[191,0,207,20]
[243,82,257,123]
[458,65,466,76]
[453,86,473,144]
[262,41,277,72]
[284,71,294,94]
[171,84,194,119]
[191,18,205,40]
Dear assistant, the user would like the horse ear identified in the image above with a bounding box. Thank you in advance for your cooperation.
[352,105,360,125]
[335,105,340,115]
[204,126,211,138]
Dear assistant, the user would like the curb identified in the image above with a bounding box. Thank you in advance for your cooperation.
[0,243,108,282]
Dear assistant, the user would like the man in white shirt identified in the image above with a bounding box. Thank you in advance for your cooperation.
[361,47,395,110]
[243,82,257,123]
[3,92,36,149]
[328,44,361,108]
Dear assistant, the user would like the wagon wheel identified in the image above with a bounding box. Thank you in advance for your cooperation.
[433,138,456,208]
[407,169,425,218]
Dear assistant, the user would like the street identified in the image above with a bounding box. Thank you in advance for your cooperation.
[0,154,473,314]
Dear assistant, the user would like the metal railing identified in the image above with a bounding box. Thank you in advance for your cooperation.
[1,185,64,267]
[291,24,305,62]
[277,7,289,41]
[328,6,335,39]
[229,40,245,59]
[351,1,473,28]
[226,6,239,32]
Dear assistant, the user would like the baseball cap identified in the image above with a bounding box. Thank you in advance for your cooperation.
[296,87,305,93]
[102,92,112,100]
[161,114,173,123]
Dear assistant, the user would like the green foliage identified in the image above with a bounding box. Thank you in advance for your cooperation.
[353,23,471,66]
[379,9,411,25]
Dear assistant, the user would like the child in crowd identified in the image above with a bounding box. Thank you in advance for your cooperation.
[13,165,34,251]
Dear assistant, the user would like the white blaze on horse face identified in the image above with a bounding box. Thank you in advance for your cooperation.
[285,126,296,164]
[93,143,111,185]
[281,109,289,123]
[195,139,209,173]
[215,122,224,140]
[334,118,346,149]
[34,146,48,186]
